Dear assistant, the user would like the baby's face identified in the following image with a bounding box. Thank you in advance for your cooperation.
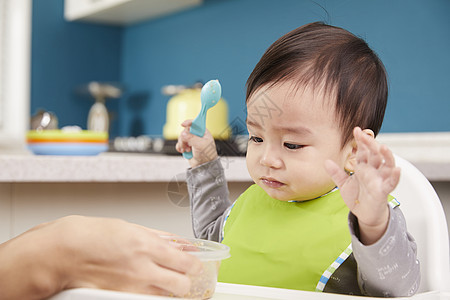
[245,81,353,201]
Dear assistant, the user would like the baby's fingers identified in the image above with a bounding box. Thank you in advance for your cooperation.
[325,159,349,188]
[379,145,401,191]
[354,128,370,165]
[354,127,384,169]
[380,144,395,168]
[175,141,190,154]
[176,125,192,154]
[181,119,193,128]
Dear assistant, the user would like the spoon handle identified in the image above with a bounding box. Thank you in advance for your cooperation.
[183,150,194,159]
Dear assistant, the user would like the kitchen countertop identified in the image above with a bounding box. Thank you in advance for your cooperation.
[0,132,449,182]
[0,153,251,182]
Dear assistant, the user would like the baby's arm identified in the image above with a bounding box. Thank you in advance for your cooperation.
[325,127,400,245]
[186,158,232,242]
[326,127,420,296]
[176,120,232,241]
[349,205,420,296]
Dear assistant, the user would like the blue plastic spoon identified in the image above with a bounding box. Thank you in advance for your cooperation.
[183,80,222,159]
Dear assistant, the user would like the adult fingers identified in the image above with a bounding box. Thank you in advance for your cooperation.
[144,233,203,276]
[142,262,193,297]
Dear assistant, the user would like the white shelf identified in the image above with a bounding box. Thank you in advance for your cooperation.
[64,0,203,26]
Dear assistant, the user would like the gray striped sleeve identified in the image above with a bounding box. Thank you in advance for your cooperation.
[186,158,232,242]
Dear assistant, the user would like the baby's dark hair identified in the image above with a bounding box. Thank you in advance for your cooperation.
[246,22,388,147]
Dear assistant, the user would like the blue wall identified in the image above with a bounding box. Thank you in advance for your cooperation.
[31,0,122,134]
[32,0,450,138]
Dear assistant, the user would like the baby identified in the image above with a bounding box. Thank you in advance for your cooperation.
[177,22,420,296]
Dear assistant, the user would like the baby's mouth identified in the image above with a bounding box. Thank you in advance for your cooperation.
[260,177,285,188]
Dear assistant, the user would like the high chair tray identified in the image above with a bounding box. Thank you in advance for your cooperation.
[49,283,448,300]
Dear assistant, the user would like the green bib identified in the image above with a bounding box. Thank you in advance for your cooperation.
[218,184,351,291]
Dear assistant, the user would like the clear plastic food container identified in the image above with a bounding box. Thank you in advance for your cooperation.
[161,236,230,299]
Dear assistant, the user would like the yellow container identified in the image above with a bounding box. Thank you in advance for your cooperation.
[163,88,231,140]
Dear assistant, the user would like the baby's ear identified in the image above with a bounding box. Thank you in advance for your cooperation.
[362,129,375,138]
[344,128,375,173]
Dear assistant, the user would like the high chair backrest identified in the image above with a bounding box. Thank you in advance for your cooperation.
[391,154,450,292]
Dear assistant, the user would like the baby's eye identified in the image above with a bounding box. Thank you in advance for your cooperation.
[284,142,303,150]
[249,136,263,143]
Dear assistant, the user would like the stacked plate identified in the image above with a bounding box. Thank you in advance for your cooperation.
[27,130,108,156]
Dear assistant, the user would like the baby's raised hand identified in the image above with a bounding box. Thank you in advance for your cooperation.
[176,119,218,168]
[325,127,401,245]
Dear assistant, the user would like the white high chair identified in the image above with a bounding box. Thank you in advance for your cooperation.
[391,154,450,293]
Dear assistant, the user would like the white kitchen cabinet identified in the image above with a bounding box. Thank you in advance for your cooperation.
[64,0,203,26]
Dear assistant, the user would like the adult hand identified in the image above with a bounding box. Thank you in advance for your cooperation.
[0,215,203,300]
[176,119,218,168]
[325,127,401,245]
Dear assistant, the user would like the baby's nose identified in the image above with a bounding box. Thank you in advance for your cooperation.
[260,150,283,169]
